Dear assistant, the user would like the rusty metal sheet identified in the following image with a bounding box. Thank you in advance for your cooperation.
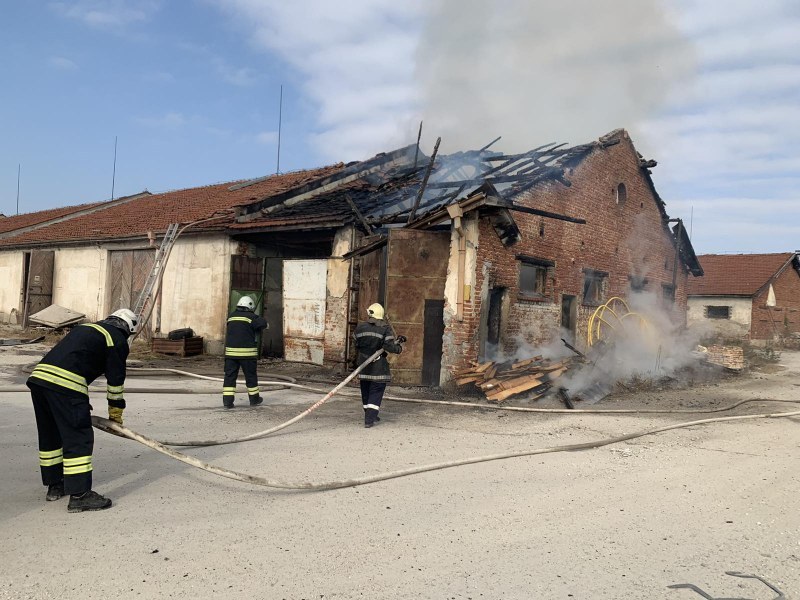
[387,230,449,279]
[283,259,327,365]
[284,337,325,364]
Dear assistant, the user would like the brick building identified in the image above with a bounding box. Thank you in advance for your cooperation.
[687,252,800,342]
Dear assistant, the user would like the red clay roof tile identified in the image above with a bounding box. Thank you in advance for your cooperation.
[687,253,795,296]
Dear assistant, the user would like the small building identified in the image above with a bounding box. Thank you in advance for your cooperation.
[687,252,800,342]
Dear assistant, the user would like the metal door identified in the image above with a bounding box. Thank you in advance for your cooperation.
[283,259,327,364]
[23,251,55,325]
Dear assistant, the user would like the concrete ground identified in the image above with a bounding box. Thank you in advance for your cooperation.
[0,343,798,600]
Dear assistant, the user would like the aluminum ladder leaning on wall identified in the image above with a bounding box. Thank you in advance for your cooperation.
[130,222,180,341]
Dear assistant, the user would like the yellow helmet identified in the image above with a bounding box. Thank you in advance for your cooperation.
[367,303,384,320]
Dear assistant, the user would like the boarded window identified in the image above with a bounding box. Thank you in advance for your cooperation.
[582,269,608,305]
[517,255,553,298]
[706,305,731,319]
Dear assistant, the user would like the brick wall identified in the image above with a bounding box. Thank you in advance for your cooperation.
[443,132,691,376]
[750,260,800,340]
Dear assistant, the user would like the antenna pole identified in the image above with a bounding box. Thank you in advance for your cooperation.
[111,136,118,200]
[16,163,20,215]
[276,84,283,174]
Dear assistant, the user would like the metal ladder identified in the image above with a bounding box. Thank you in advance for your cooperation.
[132,223,180,324]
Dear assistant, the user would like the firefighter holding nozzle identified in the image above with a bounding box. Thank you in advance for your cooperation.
[354,303,406,428]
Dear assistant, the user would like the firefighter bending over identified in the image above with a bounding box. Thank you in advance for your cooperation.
[222,296,268,408]
[27,308,137,513]
[354,303,406,428]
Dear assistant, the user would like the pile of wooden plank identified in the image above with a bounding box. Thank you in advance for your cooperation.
[454,355,575,402]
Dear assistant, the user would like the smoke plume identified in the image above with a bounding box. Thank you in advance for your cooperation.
[415,0,695,153]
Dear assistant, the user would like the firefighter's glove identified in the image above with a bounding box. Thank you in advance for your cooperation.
[397,335,407,344]
[108,406,124,426]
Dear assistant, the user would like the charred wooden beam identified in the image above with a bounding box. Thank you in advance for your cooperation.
[344,193,373,235]
[407,137,441,224]
[506,203,586,224]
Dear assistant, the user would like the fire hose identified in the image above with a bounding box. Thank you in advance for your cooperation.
[91,409,800,491]
[10,353,800,491]
[86,349,800,490]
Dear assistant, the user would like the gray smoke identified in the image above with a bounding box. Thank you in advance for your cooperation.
[414,0,695,153]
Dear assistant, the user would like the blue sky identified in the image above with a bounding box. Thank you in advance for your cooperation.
[1,0,798,255]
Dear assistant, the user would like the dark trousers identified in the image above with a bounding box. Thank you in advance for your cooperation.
[29,384,93,495]
[360,380,387,424]
[222,358,260,402]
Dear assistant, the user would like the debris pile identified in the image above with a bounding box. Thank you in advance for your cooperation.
[454,356,576,402]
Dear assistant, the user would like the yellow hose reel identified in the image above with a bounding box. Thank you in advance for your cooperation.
[586,296,653,348]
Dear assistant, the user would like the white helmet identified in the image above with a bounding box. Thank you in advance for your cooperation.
[367,303,385,320]
[110,308,138,334]
[237,296,255,310]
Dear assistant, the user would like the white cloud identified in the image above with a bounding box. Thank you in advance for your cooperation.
[255,131,278,144]
[50,0,160,28]
[48,56,78,70]
[135,112,186,128]
[213,57,257,87]
[209,0,425,162]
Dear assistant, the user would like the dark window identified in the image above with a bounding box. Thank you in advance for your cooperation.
[662,284,675,304]
[629,275,648,292]
[583,269,608,305]
[520,262,548,296]
[706,305,731,319]
[517,255,553,298]
[616,183,627,205]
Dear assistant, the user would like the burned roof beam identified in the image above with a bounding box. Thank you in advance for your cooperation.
[344,193,373,235]
[407,137,441,224]
[505,203,586,224]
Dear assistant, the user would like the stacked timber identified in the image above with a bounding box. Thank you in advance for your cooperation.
[454,355,574,403]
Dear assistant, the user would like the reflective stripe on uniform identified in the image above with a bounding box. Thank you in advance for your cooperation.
[225,347,258,357]
[227,316,253,324]
[106,384,124,400]
[63,455,92,475]
[30,364,89,395]
[247,386,260,394]
[81,323,114,347]
[222,387,236,396]
[364,404,380,411]
[358,373,391,381]
[355,331,384,339]
[39,448,64,467]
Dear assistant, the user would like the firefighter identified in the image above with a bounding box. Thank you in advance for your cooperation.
[354,303,406,428]
[222,296,268,408]
[27,308,137,513]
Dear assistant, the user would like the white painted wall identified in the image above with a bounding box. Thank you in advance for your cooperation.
[0,251,24,323]
[687,296,752,338]
[158,235,234,353]
[53,246,108,320]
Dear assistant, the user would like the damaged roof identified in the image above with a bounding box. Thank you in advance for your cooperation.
[687,252,800,297]
[0,166,343,248]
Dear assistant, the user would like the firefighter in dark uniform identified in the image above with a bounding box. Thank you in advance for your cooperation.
[222,296,268,408]
[27,308,137,513]
[354,303,406,428]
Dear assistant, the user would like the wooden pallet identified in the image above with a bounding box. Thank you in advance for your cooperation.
[151,336,204,357]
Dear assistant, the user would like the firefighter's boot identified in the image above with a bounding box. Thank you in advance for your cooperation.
[46,481,65,501]
[67,490,112,513]
[249,395,263,406]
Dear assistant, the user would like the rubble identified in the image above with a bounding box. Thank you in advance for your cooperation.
[454,355,577,402]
